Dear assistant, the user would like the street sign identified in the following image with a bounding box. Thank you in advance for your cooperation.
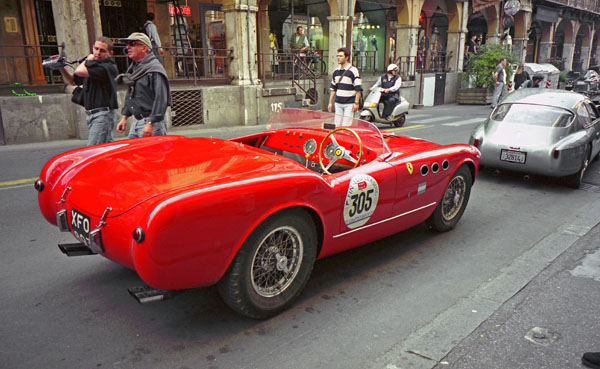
[504,0,521,17]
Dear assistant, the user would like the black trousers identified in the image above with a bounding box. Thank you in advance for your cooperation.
[381,94,399,118]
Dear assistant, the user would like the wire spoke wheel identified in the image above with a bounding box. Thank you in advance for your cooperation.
[441,175,466,221]
[251,226,303,297]
[426,164,472,232]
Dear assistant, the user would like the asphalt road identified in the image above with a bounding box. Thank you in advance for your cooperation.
[1,104,599,369]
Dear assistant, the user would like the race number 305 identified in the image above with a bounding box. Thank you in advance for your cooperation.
[344,174,380,229]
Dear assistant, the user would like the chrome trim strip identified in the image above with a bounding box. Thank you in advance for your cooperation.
[333,202,437,238]
[56,209,69,232]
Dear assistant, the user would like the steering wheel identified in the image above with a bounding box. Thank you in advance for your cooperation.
[318,127,363,175]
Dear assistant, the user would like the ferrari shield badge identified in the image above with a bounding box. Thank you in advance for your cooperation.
[344,174,380,229]
[406,162,414,174]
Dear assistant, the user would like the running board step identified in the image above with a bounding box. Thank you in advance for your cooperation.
[58,242,97,256]
[128,286,179,304]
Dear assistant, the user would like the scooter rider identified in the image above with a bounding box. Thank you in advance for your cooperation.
[372,64,402,121]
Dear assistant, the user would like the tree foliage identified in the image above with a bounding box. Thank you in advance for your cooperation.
[463,44,518,88]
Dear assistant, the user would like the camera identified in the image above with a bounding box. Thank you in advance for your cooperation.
[42,55,67,70]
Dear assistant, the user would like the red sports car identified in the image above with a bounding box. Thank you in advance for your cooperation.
[36,109,481,319]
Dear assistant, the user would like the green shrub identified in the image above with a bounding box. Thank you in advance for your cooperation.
[463,44,518,89]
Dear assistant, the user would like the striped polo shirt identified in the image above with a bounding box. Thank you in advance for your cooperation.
[330,65,363,104]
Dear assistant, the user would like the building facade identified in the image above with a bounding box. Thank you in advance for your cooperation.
[1,0,600,143]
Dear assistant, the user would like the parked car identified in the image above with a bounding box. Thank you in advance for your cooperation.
[36,109,481,319]
[567,68,600,104]
[469,89,600,188]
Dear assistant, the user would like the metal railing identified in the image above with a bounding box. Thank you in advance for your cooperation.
[257,49,328,82]
[0,43,232,86]
[353,50,378,74]
[547,0,600,13]
[393,51,449,81]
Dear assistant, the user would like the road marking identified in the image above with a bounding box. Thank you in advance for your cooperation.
[412,116,460,124]
[0,183,32,191]
[0,177,37,187]
[383,124,426,132]
[443,117,486,127]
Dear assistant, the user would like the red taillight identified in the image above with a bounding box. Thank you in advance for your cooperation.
[473,138,480,148]
[133,227,145,243]
[553,149,560,159]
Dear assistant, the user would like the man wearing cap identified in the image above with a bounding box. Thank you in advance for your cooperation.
[58,36,119,146]
[371,63,402,121]
[116,32,171,138]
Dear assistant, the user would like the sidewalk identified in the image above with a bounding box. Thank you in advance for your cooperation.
[370,193,600,369]
[430,223,600,369]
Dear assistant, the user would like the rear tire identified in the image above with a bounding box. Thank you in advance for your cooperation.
[426,165,472,232]
[218,209,318,319]
[565,145,591,188]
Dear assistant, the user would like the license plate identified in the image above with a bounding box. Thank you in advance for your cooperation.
[500,149,526,163]
[71,208,91,245]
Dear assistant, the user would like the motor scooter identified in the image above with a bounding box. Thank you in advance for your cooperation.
[359,87,409,127]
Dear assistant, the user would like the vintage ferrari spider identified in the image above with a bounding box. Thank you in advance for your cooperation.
[469,89,600,188]
[36,109,480,319]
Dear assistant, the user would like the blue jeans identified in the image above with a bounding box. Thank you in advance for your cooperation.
[86,110,116,146]
[334,102,355,126]
[128,115,168,138]
[492,82,504,107]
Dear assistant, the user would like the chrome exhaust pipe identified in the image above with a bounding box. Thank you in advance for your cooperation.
[128,286,179,304]
[58,242,97,256]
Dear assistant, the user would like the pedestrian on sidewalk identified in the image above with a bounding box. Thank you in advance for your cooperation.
[492,57,507,108]
[143,13,164,59]
[58,36,119,146]
[116,32,171,138]
[328,47,362,126]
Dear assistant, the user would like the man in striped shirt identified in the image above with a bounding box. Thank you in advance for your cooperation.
[328,47,363,126]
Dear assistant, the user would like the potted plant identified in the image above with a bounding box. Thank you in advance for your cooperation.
[459,44,518,104]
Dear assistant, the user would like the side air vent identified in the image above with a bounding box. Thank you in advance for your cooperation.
[420,164,429,176]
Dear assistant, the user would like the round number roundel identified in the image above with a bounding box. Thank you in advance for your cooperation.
[343,174,380,229]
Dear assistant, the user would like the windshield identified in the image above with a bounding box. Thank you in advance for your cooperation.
[266,108,391,156]
[491,103,574,128]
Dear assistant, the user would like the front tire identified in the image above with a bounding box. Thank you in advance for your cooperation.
[426,165,472,232]
[218,209,318,319]
[393,114,406,127]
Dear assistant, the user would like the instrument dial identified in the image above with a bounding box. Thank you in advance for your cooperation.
[303,138,317,155]
[324,143,336,159]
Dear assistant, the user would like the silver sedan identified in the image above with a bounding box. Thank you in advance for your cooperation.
[469,89,600,188]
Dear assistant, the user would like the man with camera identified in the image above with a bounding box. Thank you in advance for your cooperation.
[59,36,119,146]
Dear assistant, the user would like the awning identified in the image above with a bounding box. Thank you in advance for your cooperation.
[473,0,502,13]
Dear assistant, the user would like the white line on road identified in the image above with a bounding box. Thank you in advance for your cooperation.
[443,117,486,127]
[411,116,460,124]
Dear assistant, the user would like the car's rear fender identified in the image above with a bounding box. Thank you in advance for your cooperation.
[130,173,332,290]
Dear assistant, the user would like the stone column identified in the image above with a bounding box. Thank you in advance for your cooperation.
[562,43,575,71]
[486,33,502,45]
[327,16,351,74]
[513,38,528,63]
[223,0,260,85]
[538,41,552,63]
[446,30,466,72]
[394,24,419,58]
[580,46,591,71]
[51,0,92,60]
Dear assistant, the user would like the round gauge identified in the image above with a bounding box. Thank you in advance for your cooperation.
[303,138,317,155]
[324,143,336,159]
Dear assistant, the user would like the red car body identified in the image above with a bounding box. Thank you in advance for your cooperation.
[37,109,480,317]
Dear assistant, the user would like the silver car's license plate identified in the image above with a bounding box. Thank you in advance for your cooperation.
[71,208,91,245]
[500,149,526,164]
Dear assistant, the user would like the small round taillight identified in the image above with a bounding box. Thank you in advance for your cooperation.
[553,149,560,159]
[34,179,44,192]
[473,138,480,148]
[133,227,145,243]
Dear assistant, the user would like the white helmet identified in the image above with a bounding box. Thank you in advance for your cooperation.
[387,63,399,72]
